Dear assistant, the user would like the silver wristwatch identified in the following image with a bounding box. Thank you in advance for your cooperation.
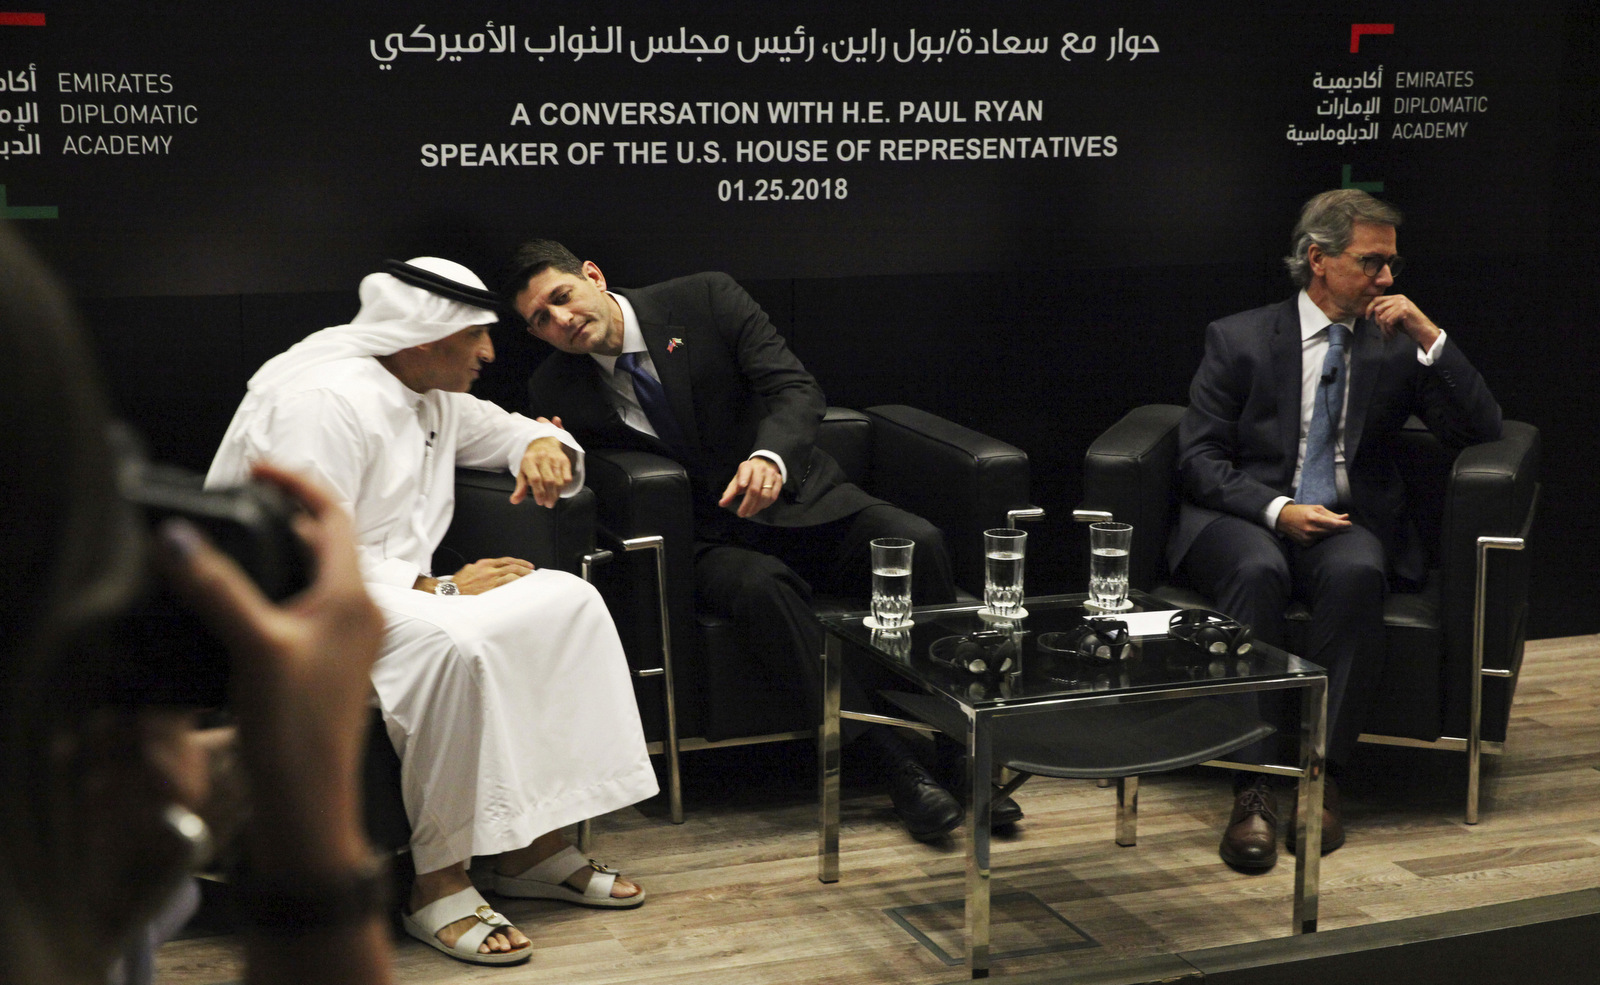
[433,575,460,596]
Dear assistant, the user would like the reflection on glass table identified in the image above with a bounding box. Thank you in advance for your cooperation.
[815,591,1329,979]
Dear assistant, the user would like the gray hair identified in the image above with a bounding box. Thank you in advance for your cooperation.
[1283,189,1403,287]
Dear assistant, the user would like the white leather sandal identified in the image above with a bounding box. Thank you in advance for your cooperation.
[493,845,646,908]
[402,886,532,965]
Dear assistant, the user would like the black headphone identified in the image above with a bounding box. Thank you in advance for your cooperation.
[1039,619,1131,664]
[1167,609,1253,658]
[929,631,1018,676]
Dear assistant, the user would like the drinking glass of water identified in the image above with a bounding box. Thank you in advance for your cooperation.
[983,528,1027,616]
[869,537,915,628]
[1088,521,1133,610]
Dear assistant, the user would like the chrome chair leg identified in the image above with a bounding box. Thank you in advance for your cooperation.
[1115,776,1139,846]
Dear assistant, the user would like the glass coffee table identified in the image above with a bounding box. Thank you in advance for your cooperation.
[815,591,1328,978]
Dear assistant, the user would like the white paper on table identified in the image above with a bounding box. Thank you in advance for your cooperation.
[1096,609,1182,639]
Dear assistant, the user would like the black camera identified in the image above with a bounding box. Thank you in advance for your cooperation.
[111,458,313,706]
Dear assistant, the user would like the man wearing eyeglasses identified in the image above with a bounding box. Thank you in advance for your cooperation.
[1170,189,1502,871]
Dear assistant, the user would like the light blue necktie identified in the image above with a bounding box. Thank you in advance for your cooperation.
[1295,322,1350,508]
[616,351,689,456]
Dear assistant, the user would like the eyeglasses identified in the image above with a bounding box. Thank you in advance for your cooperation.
[1336,252,1405,278]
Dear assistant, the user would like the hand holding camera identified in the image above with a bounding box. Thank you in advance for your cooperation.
[156,463,385,873]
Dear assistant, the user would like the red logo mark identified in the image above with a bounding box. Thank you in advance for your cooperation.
[0,13,46,26]
[1349,23,1394,54]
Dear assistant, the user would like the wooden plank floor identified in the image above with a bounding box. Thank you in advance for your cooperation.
[157,634,1600,984]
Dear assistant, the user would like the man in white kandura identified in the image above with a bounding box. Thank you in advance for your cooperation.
[207,257,658,966]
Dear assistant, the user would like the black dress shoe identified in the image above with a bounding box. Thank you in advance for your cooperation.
[1285,775,1345,855]
[888,758,963,841]
[1219,779,1279,871]
[936,753,1025,829]
[988,794,1025,828]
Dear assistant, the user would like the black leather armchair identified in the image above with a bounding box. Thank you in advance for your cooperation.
[1080,404,1540,822]
[362,471,602,852]
[583,405,1037,823]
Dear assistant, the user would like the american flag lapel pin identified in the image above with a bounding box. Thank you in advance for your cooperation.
[667,337,683,353]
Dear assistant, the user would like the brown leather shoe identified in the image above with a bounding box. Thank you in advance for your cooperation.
[1285,775,1345,855]
[1219,779,1279,871]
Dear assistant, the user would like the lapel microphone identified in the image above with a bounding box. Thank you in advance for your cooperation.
[1320,320,1352,386]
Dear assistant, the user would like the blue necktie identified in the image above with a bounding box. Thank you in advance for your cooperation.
[616,351,689,456]
[1295,323,1350,508]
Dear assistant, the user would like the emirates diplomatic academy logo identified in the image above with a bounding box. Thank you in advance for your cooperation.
[1,11,55,219]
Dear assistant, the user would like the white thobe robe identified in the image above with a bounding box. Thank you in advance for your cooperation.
[208,355,657,873]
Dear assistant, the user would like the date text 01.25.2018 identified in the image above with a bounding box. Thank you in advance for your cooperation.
[717,178,849,202]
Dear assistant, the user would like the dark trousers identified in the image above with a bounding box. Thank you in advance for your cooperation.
[694,503,956,740]
[1179,513,1387,765]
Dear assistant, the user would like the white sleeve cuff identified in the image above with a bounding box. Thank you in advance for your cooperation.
[1417,329,1447,365]
[1263,496,1292,532]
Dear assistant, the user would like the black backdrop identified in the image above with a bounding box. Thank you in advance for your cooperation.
[5,1,1596,635]
[5,1,1568,289]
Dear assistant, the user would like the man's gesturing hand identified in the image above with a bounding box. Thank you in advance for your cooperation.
[718,456,783,519]
[511,433,575,507]
[1275,503,1353,546]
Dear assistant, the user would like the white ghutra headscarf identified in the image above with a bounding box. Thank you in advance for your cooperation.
[206,257,499,487]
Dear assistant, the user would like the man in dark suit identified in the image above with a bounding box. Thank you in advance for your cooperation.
[1172,190,1502,870]
[503,240,1007,841]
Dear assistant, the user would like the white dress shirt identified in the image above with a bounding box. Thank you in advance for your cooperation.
[1261,289,1445,531]
[588,290,788,483]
